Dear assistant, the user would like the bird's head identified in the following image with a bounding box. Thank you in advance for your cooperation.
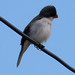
[39,5,58,19]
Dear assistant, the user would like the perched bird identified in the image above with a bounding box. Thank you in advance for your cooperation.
[17,5,58,67]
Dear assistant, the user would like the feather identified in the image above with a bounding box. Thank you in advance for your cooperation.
[17,40,31,67]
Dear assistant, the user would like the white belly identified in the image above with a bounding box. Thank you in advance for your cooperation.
[29,18,52,43]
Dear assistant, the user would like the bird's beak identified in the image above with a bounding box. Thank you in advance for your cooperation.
[53,14,58,18]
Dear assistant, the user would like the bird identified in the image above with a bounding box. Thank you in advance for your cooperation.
[17,5,58,67]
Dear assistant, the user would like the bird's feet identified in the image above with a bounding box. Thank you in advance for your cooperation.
[34,42,45,50]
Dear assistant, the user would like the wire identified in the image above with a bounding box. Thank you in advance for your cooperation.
[0,16,75,73]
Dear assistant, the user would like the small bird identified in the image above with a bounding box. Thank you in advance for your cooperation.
[17,5,58,67]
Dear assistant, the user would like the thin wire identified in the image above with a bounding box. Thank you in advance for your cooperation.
[0,16,75,73]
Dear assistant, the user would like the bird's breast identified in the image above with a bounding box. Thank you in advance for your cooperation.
[29,18,52,43]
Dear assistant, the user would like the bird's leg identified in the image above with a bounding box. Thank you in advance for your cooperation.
[34,41,45,50]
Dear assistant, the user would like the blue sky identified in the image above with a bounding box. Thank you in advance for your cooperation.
[0,0,75,75]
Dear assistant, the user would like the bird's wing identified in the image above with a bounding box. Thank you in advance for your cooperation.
[21,15,42,46]
[17,15,42,67]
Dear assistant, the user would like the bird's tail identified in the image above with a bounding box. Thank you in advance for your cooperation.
[17,40,31,67]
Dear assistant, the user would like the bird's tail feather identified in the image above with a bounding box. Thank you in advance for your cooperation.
[17,40,31,67]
